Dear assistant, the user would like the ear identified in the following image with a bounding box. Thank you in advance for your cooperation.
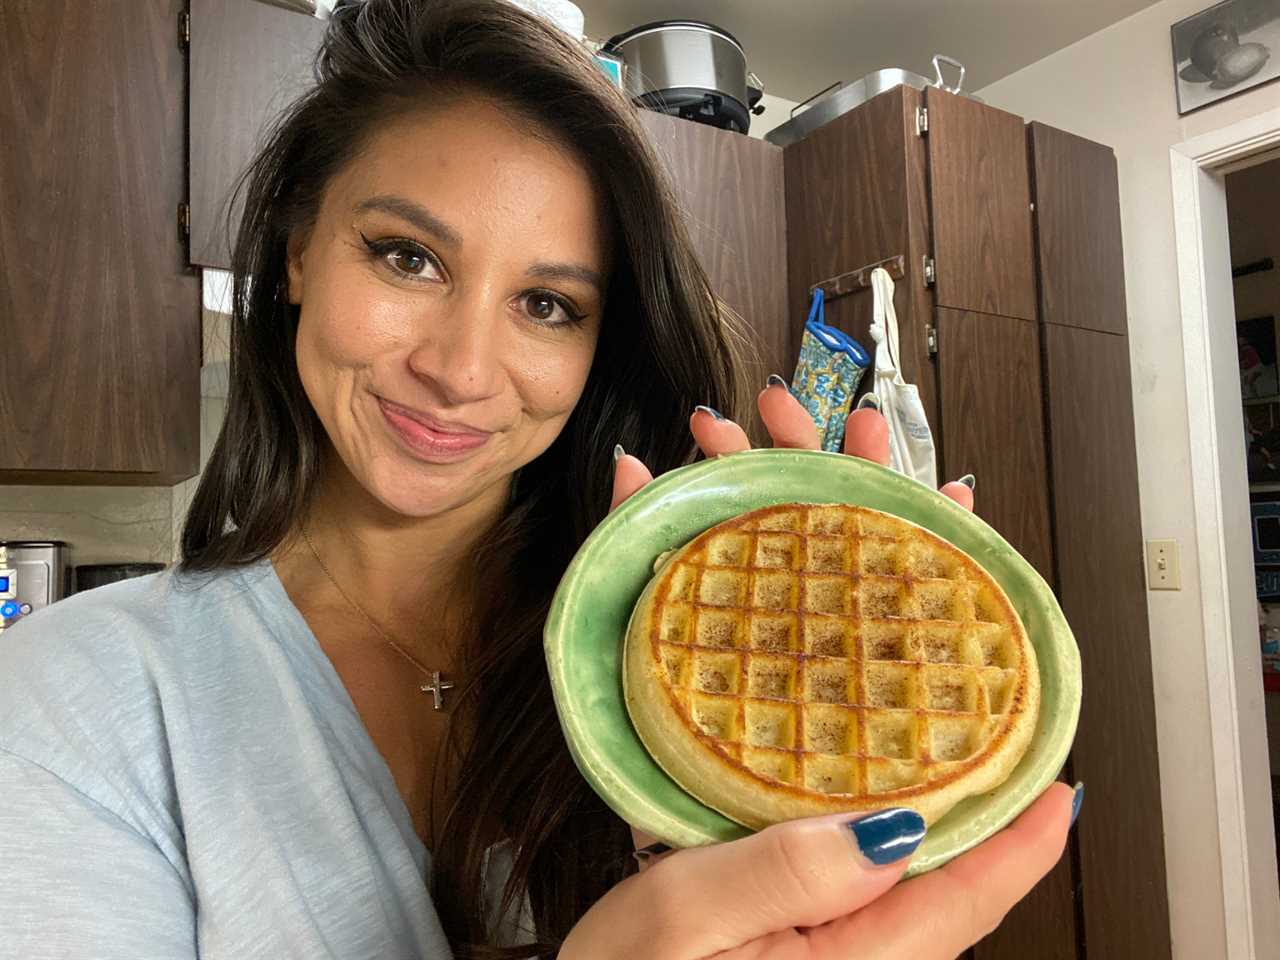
[285,230,306,306]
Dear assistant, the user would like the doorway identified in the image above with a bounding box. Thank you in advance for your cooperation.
[1171,109,1280,960]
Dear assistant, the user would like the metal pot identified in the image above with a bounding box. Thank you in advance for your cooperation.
[604,20,764,134]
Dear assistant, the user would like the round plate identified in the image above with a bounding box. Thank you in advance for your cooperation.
[544,448,1080,876]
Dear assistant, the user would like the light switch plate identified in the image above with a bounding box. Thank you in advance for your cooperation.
[1146,539,1180,590]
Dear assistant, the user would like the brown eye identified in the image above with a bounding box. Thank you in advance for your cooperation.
[390,249,427,275]
[526,293,556,320]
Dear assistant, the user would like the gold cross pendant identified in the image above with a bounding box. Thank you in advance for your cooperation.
[420,671,455,711]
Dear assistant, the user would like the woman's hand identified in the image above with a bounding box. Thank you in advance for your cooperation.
[561,783,1076,960]
[610,382,974,512]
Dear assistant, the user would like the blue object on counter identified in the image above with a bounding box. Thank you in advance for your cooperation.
[789,288,870,452]
[1,601,18,619]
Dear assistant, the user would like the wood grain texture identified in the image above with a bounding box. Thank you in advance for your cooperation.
[1043,323,1172,959]
[1028,123,1127,336]
[190,0,325,269]
[926,90,1037,322]
[934,308,1053,581]
[639,111,789,442]
[783,86,939,429]
[0,0,199,482]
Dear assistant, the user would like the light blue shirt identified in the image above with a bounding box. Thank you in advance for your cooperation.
[0,559,491,959]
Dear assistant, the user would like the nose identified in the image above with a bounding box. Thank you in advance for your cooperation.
[404,289,505,405]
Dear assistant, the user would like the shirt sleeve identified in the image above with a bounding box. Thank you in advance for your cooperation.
[0,749,197,960]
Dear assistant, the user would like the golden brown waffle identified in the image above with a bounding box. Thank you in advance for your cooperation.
[623,502,1039,828]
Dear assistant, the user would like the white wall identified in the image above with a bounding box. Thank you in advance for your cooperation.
[978,1,1280,957]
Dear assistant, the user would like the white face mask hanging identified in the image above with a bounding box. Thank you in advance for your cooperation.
[868,266,938,489]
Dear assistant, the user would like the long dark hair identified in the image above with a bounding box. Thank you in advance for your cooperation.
[180,0,756,955]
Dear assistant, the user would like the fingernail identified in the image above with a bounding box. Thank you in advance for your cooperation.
[613,443,625,463]
[856,393,880,412]
[958,474,976,490]
[1070,782,1084,828]
[694,404,726,421]
[766,374,789,390]
[632,841,672,863]
[846,808,926,866]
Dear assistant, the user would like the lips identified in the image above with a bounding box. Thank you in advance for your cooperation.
[376,397,490,438]
[375,396,492,461]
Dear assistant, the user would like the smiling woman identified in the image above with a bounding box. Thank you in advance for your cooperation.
[0,1,1076,959]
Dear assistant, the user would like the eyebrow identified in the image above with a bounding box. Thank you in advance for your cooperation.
[354,195,462,247]
[354,193,604,293]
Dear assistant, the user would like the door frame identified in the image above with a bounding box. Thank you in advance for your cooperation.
[1171,107,1280,960]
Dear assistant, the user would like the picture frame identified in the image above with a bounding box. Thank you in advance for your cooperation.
[1172,0,1280,115]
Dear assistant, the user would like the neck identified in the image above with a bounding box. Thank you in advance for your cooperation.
[275,448,511,669]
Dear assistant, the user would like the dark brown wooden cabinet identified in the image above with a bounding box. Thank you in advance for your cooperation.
[0,0,200,484]
[189,0,325,269]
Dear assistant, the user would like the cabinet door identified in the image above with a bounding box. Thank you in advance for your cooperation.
[934,308,1054,580]
[1032,125,1172,960]
[925,90,1037,322]
[639,112,788,441]
[1028,123,1127,336]
[0,0,199,483]
[190,0,324,269]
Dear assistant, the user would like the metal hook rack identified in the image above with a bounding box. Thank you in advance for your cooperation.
[808,254,906,303]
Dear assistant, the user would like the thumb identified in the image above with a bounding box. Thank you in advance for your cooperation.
[564,808,925,959]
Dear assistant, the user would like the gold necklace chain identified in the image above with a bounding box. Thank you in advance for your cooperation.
[300,526,454,710]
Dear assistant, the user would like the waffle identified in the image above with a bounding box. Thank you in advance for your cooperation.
[623,502,1039,828]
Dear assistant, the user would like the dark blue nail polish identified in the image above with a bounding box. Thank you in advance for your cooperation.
[613,443,625,463]
[766,374,789,390]
[1070,782,1084,828]
[847,808,926,866]
[632,841,671,862]
[958,474,976,490]
[856,393,880,412]
[694,404,726,421]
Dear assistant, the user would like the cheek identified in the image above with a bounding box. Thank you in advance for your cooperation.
[515,336,597,418]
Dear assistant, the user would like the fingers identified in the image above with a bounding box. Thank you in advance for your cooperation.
[939,480,974,512]
[843,407,891,465]
[567,809,925,959]
[630,827,673,873]
[813,782,1074,960]
[758,381,820,449]
[609,447,653,512]
[691,406,752,458]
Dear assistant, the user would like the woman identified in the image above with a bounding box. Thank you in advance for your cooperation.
[0,1,1077,957]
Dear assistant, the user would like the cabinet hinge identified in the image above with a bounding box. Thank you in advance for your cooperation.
[177,202,191,240]
[926,325,938,357]
[922,255,936,286]
[178,10,190,51]
[915,106,929,136]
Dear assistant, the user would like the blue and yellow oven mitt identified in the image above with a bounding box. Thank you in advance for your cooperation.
[789,287,870,452]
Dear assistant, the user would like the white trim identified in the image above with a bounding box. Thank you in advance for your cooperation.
[1171,106,1280,960]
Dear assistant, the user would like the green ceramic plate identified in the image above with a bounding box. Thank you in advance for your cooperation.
[544,448,1080,876]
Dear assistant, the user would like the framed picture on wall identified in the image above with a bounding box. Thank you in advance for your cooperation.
[1173,0,1280,115]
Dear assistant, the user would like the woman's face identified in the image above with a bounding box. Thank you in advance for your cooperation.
[286,96,608,520]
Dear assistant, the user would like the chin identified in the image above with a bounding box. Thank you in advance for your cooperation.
[363,453,507,520]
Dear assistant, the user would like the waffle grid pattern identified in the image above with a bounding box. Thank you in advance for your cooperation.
[650,505,1026,798]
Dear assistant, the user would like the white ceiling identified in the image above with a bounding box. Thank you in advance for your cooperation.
[577,0,1165,102]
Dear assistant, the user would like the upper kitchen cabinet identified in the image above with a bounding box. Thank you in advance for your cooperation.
[0,0,199,484]
[924,89,1037,322]
[189,0,326,269]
